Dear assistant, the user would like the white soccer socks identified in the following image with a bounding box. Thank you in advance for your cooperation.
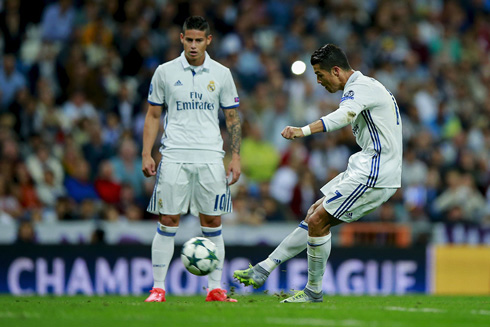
[151,223,179,290]
[305,233,332,293]
[202,225,224,290]
[259,221,309,273]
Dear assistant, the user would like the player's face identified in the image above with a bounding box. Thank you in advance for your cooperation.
[180,29,212,66]
[312,64,341,93]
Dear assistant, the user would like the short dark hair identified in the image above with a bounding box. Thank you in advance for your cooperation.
[310,44,351,71]
[182,16,210,36]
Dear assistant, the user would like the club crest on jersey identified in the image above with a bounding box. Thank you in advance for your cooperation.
[341,90,355,102]
[207,80,215,92]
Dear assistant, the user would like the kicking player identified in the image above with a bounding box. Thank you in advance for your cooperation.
[234,44,402,303]
[142,16,241,302]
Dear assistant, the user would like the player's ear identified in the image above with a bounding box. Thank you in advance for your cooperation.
[180,33,184,44]
[206,34,212,46]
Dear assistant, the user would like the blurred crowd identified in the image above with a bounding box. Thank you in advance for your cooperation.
[1,0,489,245]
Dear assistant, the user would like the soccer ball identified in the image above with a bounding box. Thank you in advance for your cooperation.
[181,237,219,276]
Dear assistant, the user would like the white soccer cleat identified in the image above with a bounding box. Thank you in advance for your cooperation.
[281,289,323,303]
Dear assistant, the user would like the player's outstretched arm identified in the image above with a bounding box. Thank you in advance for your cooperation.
[281,119,324,140]
[224,108,241,185]
[142,104,163,177]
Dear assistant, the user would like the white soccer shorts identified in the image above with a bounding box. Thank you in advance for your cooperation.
[147,162,232,217]
[321,171,397,223]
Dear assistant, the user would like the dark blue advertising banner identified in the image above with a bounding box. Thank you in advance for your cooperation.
[0,245,427,296]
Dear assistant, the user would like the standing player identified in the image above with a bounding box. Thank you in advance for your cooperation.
[142,16,241,302]
[234,44,402,302]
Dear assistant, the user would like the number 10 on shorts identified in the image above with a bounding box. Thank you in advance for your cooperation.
[213,194,227,211]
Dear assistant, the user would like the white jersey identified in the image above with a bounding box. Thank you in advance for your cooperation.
[148,51,239,163]
[321,71,402,188]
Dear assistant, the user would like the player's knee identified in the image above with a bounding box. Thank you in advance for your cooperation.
[309,210,338,236]
[200,215,221,227]
[307,212,324,230]
[159,215,179,226]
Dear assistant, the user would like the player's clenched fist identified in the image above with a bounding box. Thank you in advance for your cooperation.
[142,156,156,177]
[281,126,303,140]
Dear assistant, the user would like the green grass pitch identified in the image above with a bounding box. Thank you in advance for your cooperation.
[0,294,488,327]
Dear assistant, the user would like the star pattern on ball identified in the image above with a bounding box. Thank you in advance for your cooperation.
[186,253,202,267]
[206,250,218,262]
[192,239,206,247]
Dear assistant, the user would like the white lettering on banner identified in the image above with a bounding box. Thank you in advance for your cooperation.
[366,261,393,295]
[95,258,129,295]
[8,257,34,295]
[168,260,199,295]
[287,259,308,291]
[36,258,64,295]
[284,259,418,295]
[4,257,420,295]
[337,259,364,294]
[395,261,416,294]
[130,258,152,295]
[66,258,93,295]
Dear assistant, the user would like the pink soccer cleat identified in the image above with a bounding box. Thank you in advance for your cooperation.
[205,288,237,302]
[144,288,166,302]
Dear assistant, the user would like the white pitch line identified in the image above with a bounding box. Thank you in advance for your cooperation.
[471,310,490,316]
[384,306,445,313]
[0,311,40,318]
[266,317,375,326]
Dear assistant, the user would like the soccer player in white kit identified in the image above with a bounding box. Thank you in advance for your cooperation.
[234,44,403,302]
[142,16,241,302]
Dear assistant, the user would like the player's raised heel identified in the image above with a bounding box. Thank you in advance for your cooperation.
[144,288,166,302]
[281,288,323,303]
[233,264,269,289]
[205,288,237,302]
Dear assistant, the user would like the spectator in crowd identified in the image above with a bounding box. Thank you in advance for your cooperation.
[25,143,64,187]
[0,174,23,221]
[117,182,144,220]
[16,218,36,244]
[433,171,486,222]
[40,0,76,43]
[94,160,121,205]
[54,196,76,221]
[0,0,28,55]
[83,121,114,180]
[0,54,26,111]
[61,91,98,130]
[63,160,99,204]
[240,121,280,184]
[36,169,66,209]
[14,162,40,210]
[111,138,144,200]
[90,227,106,244]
